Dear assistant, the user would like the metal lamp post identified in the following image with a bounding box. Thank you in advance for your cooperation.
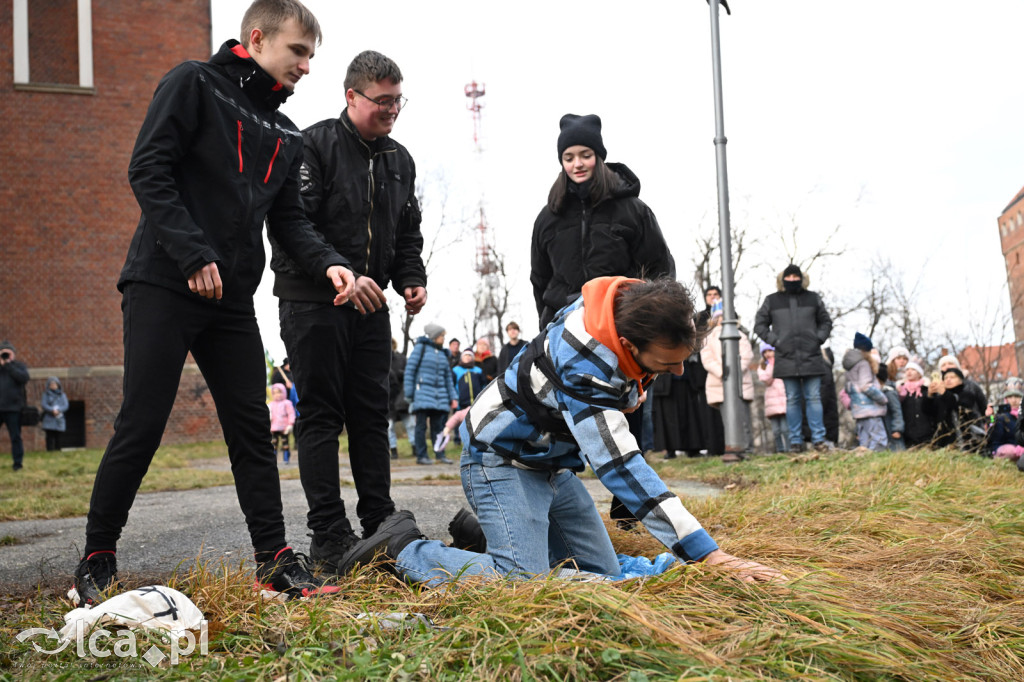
[706,0,746,452]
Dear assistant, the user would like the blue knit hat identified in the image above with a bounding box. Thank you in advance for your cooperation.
[853,332,873,352]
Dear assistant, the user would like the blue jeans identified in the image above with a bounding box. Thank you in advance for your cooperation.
[387,413,416,449]
[782,376,826,445]
[413,409,447,461]
[395,452,621,586]
[768,415,790,453]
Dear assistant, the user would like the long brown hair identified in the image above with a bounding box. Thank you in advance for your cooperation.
[546,156,621,214]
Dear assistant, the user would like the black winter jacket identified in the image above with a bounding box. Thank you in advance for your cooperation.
[530,163,674,329]
[0,361,29,412]
[271,109,425,302]
[899,390,937,447]
[753,274,833,378]
[119,41,347,311]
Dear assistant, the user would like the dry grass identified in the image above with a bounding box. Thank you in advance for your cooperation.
[3,448,1024,680]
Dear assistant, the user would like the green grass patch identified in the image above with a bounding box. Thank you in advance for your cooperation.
[3,449,1024,680]
[0,435,417,522]
[0,441,310,522]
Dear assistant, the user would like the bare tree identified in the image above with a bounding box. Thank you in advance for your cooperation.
[690,202,765,297]
[940,286,1016,401]
[389,169,473,354]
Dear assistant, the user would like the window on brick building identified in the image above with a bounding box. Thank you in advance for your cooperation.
[1018,211,1023,226]
[12,0,94,93]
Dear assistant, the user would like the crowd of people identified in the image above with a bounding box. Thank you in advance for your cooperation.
[3,0,1003,606]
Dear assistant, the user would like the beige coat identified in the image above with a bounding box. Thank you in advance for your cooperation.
[700,321,755,405]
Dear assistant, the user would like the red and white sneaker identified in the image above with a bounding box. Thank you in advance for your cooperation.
[255,547,341,602]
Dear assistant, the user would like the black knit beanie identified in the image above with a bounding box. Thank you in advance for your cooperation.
[942,367,964,382]
[782,264,802,279]
[557,114,607,161]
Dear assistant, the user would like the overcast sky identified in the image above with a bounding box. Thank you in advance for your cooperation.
[210,0,1024,362]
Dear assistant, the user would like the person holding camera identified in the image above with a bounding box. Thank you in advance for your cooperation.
[0,340,30,471]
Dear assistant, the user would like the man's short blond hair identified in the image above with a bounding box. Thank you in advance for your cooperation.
[240,0,321,47]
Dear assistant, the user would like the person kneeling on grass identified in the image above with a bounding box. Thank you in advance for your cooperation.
[343,276,784,585]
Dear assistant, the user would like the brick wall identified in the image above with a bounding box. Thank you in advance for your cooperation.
[12,366,218,454]
[0,0,225,453]
[997,186,1024,377]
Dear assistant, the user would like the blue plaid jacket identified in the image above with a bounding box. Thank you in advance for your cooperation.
[460,298,718,562]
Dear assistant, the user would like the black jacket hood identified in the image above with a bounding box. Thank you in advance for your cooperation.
[566,162,642,207]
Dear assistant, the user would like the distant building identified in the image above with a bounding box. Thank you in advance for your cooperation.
[957,344,1018,401]
[998,184,1024,377]
[1,0,221,452]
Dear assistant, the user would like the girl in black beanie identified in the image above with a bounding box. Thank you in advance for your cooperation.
[531,113,677,528]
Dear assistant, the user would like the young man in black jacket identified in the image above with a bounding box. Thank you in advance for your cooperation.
[269,50,427,575]
[73,0,355,606]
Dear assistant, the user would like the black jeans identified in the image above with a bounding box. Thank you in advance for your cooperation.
[279,302,395,537]
[0,411,23,467]
[84,284,287,555]
[45,429,61,451]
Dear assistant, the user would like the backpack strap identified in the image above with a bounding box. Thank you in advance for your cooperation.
[509,329,626,443]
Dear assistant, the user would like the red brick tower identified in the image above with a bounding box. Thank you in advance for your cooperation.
[1,0,222,451]
[998,184,1024,377]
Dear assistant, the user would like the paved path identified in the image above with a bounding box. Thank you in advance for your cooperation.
[0,459,719,594]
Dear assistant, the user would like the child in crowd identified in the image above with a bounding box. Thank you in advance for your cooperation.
[435,350,485,452]
[899,361,936,448]
[885,347,910,384]
[700,303,755,460]
[757,343,789,453]
[877,361,905,451]
[40,376,69,451]
[269,383,296,464]
[840,333,888,451]
[989,378,1023,460]
[930,367,985,452]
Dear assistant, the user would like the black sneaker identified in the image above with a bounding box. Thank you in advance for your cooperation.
[256,547,342,601]
[309,525,361,576]
[341,510,426,573]
[70,550,118,606]
[448,509,487,553]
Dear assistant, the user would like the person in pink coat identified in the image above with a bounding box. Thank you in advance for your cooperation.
[269,383,296,464]
[757,343,789,453]
[700,308,755,459]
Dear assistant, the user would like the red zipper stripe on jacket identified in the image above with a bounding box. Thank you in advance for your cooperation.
[264,138,282,184]
[237,120,244,173]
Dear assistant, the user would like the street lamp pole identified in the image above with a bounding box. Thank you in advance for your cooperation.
[706,0,746,452]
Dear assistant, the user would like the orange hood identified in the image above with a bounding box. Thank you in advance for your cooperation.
[581,276,647,385]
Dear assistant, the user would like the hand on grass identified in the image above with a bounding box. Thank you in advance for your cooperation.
[701,549,786,583]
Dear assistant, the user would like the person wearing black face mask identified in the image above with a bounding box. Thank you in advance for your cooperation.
[753,265,834,453]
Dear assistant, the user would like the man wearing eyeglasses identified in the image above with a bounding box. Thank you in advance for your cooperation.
[269,50,426,576]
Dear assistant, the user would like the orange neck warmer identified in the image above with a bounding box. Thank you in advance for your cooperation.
[581,276,647,384]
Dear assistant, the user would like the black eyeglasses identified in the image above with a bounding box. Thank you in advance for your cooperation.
[353,89,408,112]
